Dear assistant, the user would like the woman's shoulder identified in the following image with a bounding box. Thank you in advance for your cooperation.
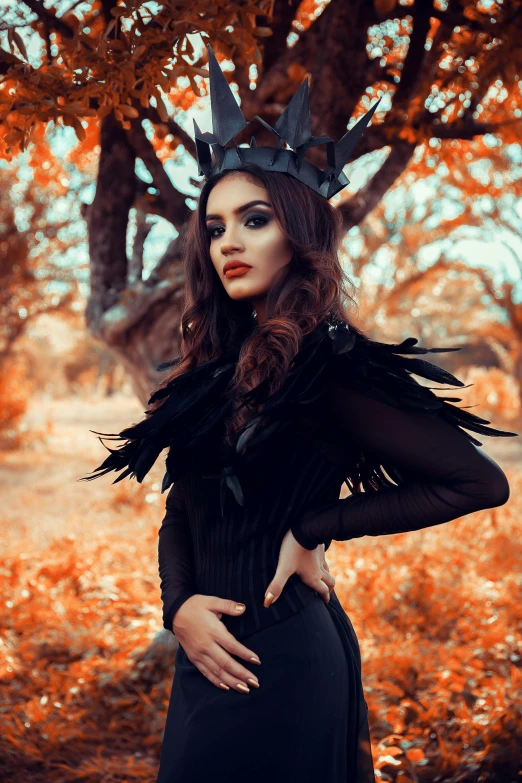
[80,350,238,492]
[321,317,518,447]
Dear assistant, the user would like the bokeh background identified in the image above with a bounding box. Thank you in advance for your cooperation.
[1,0,521,781]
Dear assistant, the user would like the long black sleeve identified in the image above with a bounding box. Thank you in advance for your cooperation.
[158,481,197,632]
[291,380,511,550]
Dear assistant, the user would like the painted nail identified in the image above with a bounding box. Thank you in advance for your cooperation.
[236,683,250,693]
[219,682,230,691]
[250,656,261,665]
[247,678,259,688]
[264,592,274,608]
[236,604,245,611]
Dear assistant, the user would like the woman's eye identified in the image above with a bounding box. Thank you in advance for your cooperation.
[207,215,269,239]
[246,215,268,228]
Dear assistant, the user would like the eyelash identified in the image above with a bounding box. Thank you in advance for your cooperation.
[207,215,269,239]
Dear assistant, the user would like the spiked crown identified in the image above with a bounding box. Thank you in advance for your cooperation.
[193,43,381,200]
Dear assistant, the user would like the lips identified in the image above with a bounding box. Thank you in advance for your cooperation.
[223,261,253,278]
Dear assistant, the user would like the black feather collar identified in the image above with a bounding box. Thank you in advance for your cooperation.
[80,316,518,516]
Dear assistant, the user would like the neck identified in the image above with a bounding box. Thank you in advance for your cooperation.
[250,297,267,324]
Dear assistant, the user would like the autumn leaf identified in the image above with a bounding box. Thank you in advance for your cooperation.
[405,748,425,762]
[374,0,397,14]
[117,104,140,118]
[152,91,169,122]
[8,29,28,61]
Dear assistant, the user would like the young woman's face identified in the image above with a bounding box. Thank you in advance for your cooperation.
[205,173,293,317]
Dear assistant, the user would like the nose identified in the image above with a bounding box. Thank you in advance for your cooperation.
[219,226,245,256]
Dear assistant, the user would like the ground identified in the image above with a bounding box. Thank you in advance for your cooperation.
[1,393,521,782]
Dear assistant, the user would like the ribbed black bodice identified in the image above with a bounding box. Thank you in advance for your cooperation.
[176,427,347,639]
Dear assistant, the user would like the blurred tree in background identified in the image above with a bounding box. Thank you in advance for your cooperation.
[349,140,522,376]
[1,0,521,402]
[0,140,80,364]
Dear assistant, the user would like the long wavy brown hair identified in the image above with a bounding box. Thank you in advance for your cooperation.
[151,163,362,444]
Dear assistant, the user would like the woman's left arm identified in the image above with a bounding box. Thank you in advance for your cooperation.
[290,380,511,551]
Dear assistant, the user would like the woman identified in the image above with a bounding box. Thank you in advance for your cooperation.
[82,46,518,783]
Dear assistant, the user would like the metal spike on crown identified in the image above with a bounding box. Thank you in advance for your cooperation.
[192,43,381,200]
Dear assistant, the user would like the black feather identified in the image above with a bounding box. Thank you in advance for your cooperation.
[80,317,519,506]
[232,317,518,497]
[79,354,237,491]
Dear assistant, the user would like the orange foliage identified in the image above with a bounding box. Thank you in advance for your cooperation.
[457,365,520,422]
[0,0,273,153]
[331,468,522,780]
[0,355,29,448]
[0,154,80,385]
[0,394,520,782]
[1,0,521,162]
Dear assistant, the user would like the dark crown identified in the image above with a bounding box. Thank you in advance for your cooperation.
[193,43,381,200]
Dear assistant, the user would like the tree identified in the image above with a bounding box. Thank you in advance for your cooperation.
[1,0,521,402]
[344,137,522,389]
[0,138,80,366]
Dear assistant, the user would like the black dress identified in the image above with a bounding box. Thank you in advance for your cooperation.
[81,317,517,782]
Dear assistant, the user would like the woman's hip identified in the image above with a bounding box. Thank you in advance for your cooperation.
[169,598,349,746]
[175,594,348,697]
[158,597,352,781]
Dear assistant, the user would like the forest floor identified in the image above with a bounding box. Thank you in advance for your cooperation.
[1,393,521,782]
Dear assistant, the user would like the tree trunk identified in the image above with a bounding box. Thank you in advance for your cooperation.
[85,113,187,405]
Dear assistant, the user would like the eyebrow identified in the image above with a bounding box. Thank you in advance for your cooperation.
[205,200,272,222]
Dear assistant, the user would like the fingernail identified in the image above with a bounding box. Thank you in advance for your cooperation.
[264,592,274,608]
[247,678,260,688]
[219,682,230,691]
[235,604,245,611]
[236,683,250,693]
[250,656,261,665]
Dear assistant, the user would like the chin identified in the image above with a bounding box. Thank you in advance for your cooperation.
[226,283,267,299]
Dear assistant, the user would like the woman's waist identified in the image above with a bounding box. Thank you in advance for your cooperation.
[193,536,283,592]
[195,573,322,640]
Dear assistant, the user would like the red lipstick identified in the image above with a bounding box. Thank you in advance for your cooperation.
[223,260,253,278]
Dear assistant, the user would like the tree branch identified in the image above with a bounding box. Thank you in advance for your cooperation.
[143,105,197,160]
[432,117,522,139]
[257,0,297,76]
[307,0,376,139]
[126,117,191,228]
[129,203,153,285]
[390,0,434,112]
[432,6,501,33]
[100,0,115,25]
[148,229,187,286]
[20,0,74,39]
[0,47,23,74]
[338,140,416,232]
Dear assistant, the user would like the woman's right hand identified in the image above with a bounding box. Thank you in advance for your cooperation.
[172,594,261,694]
